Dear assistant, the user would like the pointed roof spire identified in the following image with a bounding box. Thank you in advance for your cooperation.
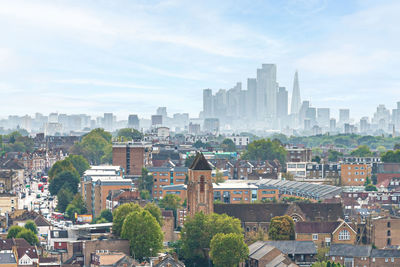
[291,70,301,115]
[189,152,212,170]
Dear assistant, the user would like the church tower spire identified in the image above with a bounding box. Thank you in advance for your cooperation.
[187,152,214,217]
[291,70,301,115]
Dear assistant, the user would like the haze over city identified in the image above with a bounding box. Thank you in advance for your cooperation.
[1,0,400,120]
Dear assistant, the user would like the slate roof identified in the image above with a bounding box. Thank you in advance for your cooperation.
[34,215,51,227]
[264,241,316,255]
[0,238,30,250]
[329,244,372,257]
[214,203,343,223]
[16,247,38,259]
[154,254,185,267]
[190,152,212,170]
[371,249,400,258]
[0,252,16,264]
[295,221,341,234]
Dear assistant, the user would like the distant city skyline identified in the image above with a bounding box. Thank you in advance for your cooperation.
[1,1,400,119]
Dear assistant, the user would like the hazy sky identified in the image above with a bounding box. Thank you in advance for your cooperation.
[1,0,399,120]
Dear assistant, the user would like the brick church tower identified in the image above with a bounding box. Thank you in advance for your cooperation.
[187,152,214,217]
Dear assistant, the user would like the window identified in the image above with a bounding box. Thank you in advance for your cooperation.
[372,258,375,262]
[387,238,391,245]
[312,234,318,240]
[385,258,388,262]
[388,230,391,236]
[332,257,335,261]
[338,230,350,240]
[391,258,394,262]
[388,222,391,228]
[200,175,205,193]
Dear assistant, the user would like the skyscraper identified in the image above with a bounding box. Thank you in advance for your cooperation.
[317,108,330,127]
[257,64,277,119]
[128,114,139,129]
[291,71,301,115]
[203,89,213,118]
[276,87,288,119]
[103,113,113,132]
[339,109,350,125]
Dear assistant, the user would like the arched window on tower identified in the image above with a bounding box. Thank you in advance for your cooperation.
[200,175,205,192]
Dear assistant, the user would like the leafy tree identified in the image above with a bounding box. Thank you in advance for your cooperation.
[382,150,400,163]
[16,229,39,246]
[65,194,87,220]
[312,147,323,156]
[144,203,163,226]
[221,139,236,152]
[242,139,286,166]
[180,212,242,263]
[56,188,74,213]
[365,184,378,191]
[140,190,151,200]
[282,172,294,181]
[350,145,372,157]
[159,194,181,211]
[268,215,295,240]
[70,128,112,165]
[117,128,143,141]
[377,145,386,155]
[24,220,38,234]
[193,140,206,149]
[210,233,248,267]
[121,209,163,261]
[328,150,343,162]
[112,203,141,236]
[312,156,321,163]
[139,168,153,193]
[394,143,400,150]
[214,169,225,183]
[7,225,24,238]
[364,176,371,186]
[48,159,78,180]
[66,155,90,177]
[316,247,329,262]
[49,170,80,195]
[99,209,113,222]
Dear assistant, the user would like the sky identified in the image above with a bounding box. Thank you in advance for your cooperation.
[0,0,400,120]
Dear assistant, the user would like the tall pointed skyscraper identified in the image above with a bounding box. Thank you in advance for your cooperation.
[291,71,301,115]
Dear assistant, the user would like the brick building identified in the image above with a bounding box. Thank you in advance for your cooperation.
[148,166,187,200]
[112,142,152,177]
[341,163,372,186]
[377,163,400,185]
[369,216,400,249]
[286,147,312,163]
[295,220,357,249]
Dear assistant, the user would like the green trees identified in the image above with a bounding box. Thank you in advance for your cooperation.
[112,203,142,236]
[121,209,163,260]
[144,203,163,226]
[210,233,248,267]
[65,194,87,220]
[382,150,400,163]
[66,155,90,176]
[0,131,34,153]
[221,139,236,152]
[365,184,378,191]
[117,128,143,141]
[8,224,39,246]
[16,229,39,246]
[93,209,113,223]
[139,168,153,193]
[159,194,181,211]
[7,225,24,238]
[70,128,112,165]
[49,170,80,195]
[56,188,74,213]
[312,261,342,267]
[242,139,286,165]
[48,159,78,180]
[328,150,343,162]
[24,220,38,234]
[185,155,196,168]
[113,203,163,260]
[268,215,295,240]
[350,145,373,157]
[180,212,243,264]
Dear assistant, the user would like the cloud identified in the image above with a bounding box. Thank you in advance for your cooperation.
[54,79,164,90]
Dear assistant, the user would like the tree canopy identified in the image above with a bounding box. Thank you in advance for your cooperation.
[180,212,242,264]
[16,229,39,246]
[24,220,38,234]
[381,150,400,163]
[159,194,181,211]
[242,139,286,165]
[112,203,142,236]
[139,168,153,193]
[56,188,74,213]
[144,203,163,226]
[268,215,295,240]
[350,145,373,157]
[65,194,87,220]
[70,128,112,165]
[117,128,143,141]
[210,233,248,267]
[7,225,24,238]
[121,209,163,261]
[49,170,80,196]
[221,139,236,152]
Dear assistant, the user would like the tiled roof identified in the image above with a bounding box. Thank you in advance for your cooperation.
[0,252,16,264]
[295,221,341,234]
[329,244,372,257]
[371,249,400,258]
[264,241,316,255]
[16,247,38,259]
[190,152,212,170]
